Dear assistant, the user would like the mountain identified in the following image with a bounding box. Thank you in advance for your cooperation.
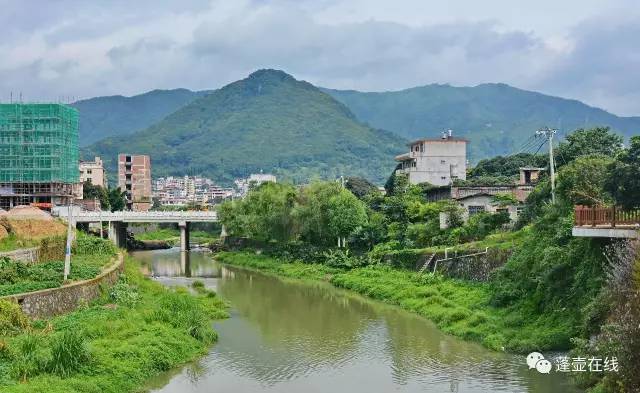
[323,84,640,160]
[83,70,405,184]
[72,88,209,146]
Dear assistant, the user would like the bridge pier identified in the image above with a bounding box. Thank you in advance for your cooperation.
[108,221,127,248]
[179,221,190,252]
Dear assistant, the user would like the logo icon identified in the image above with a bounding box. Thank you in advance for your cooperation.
[527,352,551,374]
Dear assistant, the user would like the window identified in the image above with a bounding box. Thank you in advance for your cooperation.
[86,169,92,174]
[496,208,508,214]
[516,206,525,216]
[411,161,417,167]
[468,205,485,216]
[441,176,446,180]
[441,160,446,164]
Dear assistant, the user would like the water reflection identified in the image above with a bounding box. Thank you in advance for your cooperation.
[138,250,582,393]
[135,248,221,278]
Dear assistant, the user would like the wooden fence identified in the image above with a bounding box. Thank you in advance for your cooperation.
[575,205,640,227]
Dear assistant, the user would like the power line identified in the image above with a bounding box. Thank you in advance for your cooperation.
[535,127,558,204]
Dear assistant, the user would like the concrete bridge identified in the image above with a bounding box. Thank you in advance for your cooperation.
[55,210,219,250]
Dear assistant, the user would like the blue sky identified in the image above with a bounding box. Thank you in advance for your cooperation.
[1,0,639,115]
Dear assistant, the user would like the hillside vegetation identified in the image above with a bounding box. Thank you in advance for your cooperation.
[84,70,405,184]
[324,84,640,160]
[72,88,208,146]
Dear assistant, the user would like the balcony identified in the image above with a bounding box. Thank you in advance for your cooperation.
[573,205,640,239]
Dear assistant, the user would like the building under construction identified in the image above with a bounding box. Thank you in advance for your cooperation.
[0,103,79,210]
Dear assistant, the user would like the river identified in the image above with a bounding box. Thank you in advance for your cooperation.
[133,248,581,393]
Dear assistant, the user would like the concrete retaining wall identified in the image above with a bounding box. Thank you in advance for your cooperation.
[0,253,124,319]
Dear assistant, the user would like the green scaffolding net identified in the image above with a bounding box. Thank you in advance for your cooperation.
[0,103,79,183]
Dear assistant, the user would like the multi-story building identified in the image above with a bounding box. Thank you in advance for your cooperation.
[0,103,79,210]
[234,173,277,197]
[79,156,106,188]
[395,130,467,186]
[152,175,233,206]
[118,154,151,211]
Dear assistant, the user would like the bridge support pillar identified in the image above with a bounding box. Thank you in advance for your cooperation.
[108,221,127,248]
[179,221,190,252]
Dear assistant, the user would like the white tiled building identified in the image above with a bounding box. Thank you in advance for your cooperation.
[395,130,467,186]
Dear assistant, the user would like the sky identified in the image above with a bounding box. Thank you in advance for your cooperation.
[1,0,639,116]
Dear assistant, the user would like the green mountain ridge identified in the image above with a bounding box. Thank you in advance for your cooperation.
[322,83,640,160]
[83,70,406,185]
[72,88,210,146]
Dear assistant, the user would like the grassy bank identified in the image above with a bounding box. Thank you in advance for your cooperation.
[0,256,228,392]
[0,234,117,296]
[217,251,572,353]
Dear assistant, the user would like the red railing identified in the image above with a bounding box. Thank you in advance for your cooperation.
[575,205,640,227]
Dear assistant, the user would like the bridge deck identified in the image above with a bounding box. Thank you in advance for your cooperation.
[56,211,218,223]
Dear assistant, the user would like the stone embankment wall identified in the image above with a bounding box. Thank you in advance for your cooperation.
[384,247,513,282]
[0,253,124,319]
[433,248,512,281]
[0,247,39,263]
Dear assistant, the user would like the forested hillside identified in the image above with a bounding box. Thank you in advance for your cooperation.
[324,84,640,160]
[72,88,209,146]
[83,70,405,184]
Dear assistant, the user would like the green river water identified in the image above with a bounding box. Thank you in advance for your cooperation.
[133,248,581,393]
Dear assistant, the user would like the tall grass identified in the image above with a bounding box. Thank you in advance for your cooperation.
[0,256,228,392]
[47,330,90,377]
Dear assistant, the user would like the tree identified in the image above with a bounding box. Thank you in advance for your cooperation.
[556,155,614,206]
[556,127,624,166]
[344,176,378,199]
[605,136,640,209]
[82,181,110,210]
[470,153,547,178]
[218,182,297,242]
[107,187,127,212]
[327,190,368,247]
[294,181,343,245]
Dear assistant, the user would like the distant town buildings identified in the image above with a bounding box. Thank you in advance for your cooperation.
[118,154,152,211]
[0,103,79,210]
[395,130,467,186]
[153,176,234,206]
[79,156,106,188]
[234,173,277,196]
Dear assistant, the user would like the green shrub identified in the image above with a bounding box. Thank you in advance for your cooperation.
[109,277,140,307]
[322,249,365,269]
[0,299,30,335]
[191,280,205,289]
[47,330,91,377]
[73,234,117,256]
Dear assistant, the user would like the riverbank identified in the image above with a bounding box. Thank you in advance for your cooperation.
[0,255,228,393]
[132,227,218,248]
[217,251,572,353]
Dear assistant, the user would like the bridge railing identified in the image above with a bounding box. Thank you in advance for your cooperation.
[56,210,218,221]
[575,205,640,227]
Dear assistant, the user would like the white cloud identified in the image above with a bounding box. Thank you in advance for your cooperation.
[0,0,638,115]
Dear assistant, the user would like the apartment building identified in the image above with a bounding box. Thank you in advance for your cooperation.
[79,156,106,188]
[118,154,151,211]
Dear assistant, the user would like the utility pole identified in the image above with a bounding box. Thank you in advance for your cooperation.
[536,127,558,203]
[63,203,74,281]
